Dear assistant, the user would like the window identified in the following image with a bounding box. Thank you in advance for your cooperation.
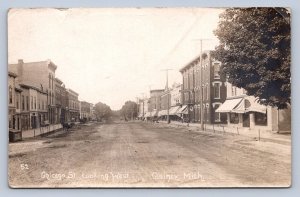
[31,96,33,109]
[16,94,19,109]
[26,96,29,110]
[214,83,220,99]
[214,104,221,121]
[230,113,239,124]
[203,86,207,101]
[22,95,25,110]
[231,86,237,97]
[49,74,51,88]
[255,112,267,126]
[213,62,221,79]
[9,86,12,104]
[206,85,209,100]
[34,97,36,109]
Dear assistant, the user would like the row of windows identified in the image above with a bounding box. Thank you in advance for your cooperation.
[182,62,221,90]
[20,95,46,111]
[183,83,221,103]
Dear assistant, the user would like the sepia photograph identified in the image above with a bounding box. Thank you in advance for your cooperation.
[7,7,291,188]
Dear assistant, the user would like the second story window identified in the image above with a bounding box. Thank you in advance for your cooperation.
[31,96,33,109]
[22,95,25,110]
[16,94,19,109]
[26,96,29,110]
[9,86,12,104]
[213,62,221,79]
[34,97,36,109]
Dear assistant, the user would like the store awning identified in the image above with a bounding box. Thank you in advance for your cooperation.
[177,105,188,115]
[150,110,158,117]
[158,110,167,116]
[246,100,267,114]
[169,106,181,115]
[216,98,243,113]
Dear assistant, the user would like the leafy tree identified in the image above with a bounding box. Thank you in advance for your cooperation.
[213,8,290,109]
[94,102,112,121]
[120,101,138,120]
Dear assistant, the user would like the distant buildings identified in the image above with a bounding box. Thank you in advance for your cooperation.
[80,101,93,120]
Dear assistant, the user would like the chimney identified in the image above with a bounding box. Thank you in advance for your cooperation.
[18,59,24,65]
[17,59,24,82]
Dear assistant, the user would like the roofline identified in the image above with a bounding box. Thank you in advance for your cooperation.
[179,50,212,73]
[19,83,47,94]
[179,55,200,73]
[67,88,79,96]
[150,89,164,93]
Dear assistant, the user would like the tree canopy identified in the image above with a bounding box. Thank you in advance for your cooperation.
[94,102,112,121]
[213,8,290,109]
[120,101,138,120]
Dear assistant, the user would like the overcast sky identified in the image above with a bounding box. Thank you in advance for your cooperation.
[8,8,223,110]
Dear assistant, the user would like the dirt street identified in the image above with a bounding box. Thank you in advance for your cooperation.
[8,121,291,188]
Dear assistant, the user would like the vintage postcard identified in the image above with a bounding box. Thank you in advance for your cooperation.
[8,8,291,188]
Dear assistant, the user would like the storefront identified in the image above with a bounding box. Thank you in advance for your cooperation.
[216,96,279,131]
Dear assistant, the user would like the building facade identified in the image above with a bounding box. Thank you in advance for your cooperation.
[80,101,92,120]
[179,51,227,123]
[8,72,19,130]
[9,59,58,124]
[19,84,48,130]
[158,83,183,121]
[216,82,291,132]
[67,89,80,122]
[144,89,164,119]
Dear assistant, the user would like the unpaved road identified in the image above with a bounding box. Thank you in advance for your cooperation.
[9,121,291,187]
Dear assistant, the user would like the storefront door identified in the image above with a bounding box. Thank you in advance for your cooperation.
[243,113,250,127]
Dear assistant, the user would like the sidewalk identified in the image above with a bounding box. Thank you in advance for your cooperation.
[21,124,62,139]
[156,120,291,145]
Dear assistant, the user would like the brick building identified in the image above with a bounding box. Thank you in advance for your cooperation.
[179,51,227,123]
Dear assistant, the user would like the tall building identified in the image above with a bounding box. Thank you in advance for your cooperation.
[9,59,58,124]
[179,51,227,123]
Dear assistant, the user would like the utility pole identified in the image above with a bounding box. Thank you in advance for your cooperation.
[193,38,212,130]
[141,93,145,119]
[161,69,173,124]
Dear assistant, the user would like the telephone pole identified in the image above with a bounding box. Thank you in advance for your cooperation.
[161,69,173,124]
[193,38,212,130]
